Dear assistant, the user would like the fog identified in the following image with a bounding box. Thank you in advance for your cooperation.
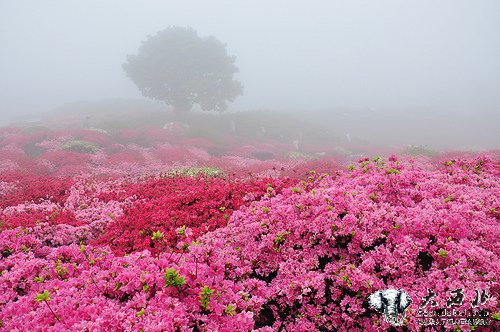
[1,0,499,149]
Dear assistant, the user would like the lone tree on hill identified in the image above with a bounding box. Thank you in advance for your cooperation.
[123,26,243,116]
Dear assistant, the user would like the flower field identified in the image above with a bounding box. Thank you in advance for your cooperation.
[0,123,498,331]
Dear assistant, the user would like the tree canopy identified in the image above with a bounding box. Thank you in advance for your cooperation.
[123,27,243,115]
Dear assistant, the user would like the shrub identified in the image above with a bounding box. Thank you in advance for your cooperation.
[93,176,297,255]
[198,155,499,330]
[61,140,99,154]
[251,151,275,161]
[402,145,438,157]
[163,166,224,178]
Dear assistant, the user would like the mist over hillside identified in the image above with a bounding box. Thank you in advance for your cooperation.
[1,0,499,152]
[4,99,498,152]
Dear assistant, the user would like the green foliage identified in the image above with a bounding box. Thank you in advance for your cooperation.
[444,195,454,203]
[274,232,289,247]
[55,265,67,278]
[35,290,51,302]
[54,260,67,278]
[360,161,370,167]
[199,286,215,310]
[163,268,185,288]
[123,26,243,114]
[251,151,275,161]
[438,249,448,258]
[287,151,313,160]
[177,226,186,236]
[163,166,224,178]
[402,145,437,157]
[341,274,352,287]
[385,168,401,175]
[225,304,236,316]
[61,140,99,154]
[151,231,164,241]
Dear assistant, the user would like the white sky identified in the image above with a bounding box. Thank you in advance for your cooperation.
[1,0,499,119]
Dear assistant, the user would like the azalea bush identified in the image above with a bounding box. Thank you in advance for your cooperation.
[163,166,225,178]
[0,171,73,209]
[61,139,100,154]
[198,155,499,330]
[0,230,263,331]
[0,154,497,331]
[92,175,297,255]
[0,124,498,331]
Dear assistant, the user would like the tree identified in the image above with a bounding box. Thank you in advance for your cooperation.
[123,26,243,116]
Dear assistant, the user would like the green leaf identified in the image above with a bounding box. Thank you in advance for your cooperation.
[225,304,236,316]
[177,226,186,236]
[274,233,285,246]
[385,168,400,175]
[444,195,454,203]
[341,274,352,287]
[164,268,185,287]
[35,290,51,302]
[151,231,164,241]
[199,286,215,310]
[438,249,448,258]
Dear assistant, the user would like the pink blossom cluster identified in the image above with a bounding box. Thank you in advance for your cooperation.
[0,230,265,331]
[196,155,499,330]
[0,154,498,331]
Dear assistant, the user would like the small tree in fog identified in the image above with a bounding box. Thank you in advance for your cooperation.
[123,26,243,116]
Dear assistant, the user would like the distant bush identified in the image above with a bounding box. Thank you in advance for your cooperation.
[286,151,313,160]
[23,142,46,158]
[251,151,275,161]
[21,125,51,134]
[163,166,224,178]
[402,145,437,157]
[61,140,99,154]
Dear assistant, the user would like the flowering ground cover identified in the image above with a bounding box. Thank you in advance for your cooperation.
[92,176,298,256]
[0,123,499,331]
